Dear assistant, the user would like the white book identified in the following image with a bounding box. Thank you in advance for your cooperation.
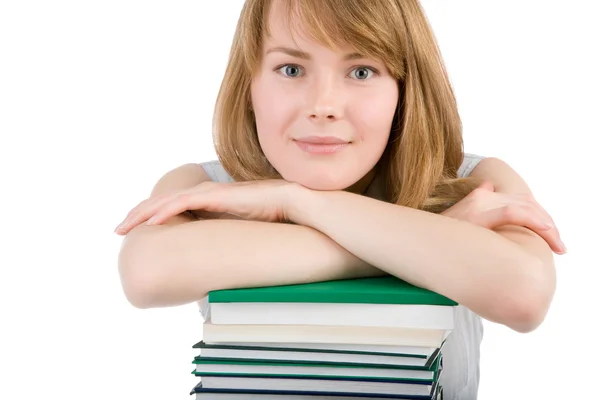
[209,302,455,330]
[202,319,451,348]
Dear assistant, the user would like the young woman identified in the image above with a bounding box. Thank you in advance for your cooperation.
[114,0,564,398]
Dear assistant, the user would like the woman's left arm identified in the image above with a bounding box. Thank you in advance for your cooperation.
[287,157,558,334]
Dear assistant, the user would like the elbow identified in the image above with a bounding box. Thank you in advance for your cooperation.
[117,231,210,309]
[504,297,549,334]
[500,257,556,333]
[119,268,160,310]
[117,237,163,309]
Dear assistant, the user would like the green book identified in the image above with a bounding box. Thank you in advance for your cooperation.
[191,354,443,383]
[208,276,456,306]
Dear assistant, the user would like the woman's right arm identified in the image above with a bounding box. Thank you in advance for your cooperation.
[117,163,381,309]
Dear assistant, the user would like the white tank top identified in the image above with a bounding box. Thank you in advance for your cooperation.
[200,153,486,400]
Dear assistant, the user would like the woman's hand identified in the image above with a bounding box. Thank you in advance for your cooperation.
[114,179,298,235]
[441,181,565,254]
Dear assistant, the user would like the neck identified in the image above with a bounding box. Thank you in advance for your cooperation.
[345,166,377,196]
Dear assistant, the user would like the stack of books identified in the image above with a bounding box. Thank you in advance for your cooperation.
[189,276,455,399]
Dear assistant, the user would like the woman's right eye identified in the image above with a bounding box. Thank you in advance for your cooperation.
[276,64,303,78]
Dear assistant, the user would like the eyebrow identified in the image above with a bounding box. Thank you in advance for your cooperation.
[265,46,366,61]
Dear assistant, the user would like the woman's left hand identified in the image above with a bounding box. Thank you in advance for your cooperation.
[441,180,565,254]
[114,179,298,235]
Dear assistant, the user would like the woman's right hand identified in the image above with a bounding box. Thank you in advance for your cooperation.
[441,181,566,254]
[114,179,299,235]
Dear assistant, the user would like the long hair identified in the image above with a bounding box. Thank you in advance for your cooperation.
[212,0,482,213]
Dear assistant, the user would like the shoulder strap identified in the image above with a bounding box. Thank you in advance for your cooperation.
[458,153,485,178]
[200,160,234,183]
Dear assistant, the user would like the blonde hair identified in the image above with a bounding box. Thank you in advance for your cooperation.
[213,0,482,213]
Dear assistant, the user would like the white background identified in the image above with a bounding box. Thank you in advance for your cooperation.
[1,1,598,399]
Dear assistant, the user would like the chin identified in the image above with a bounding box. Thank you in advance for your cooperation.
[296,180,350,191]
[282,170,362,191]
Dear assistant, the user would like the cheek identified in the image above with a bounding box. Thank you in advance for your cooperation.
[251,80,297,161]
[252,79,298,131]
[352,86,398,143]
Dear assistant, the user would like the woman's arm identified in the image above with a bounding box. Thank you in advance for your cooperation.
[117,164,381,309]
[286,157,557,333]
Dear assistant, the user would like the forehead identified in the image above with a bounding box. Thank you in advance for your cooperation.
[262,0,346,52]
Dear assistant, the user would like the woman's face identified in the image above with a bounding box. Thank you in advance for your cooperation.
[250,1,399,191]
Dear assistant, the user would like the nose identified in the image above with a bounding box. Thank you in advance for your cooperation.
[306,74,344,122]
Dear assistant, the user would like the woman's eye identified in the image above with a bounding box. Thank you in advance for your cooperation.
[278,64,303,77]
[350,67,375,80]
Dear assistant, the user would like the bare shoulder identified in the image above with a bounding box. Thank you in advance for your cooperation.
[468,156,532,194]
[149,162,212,197]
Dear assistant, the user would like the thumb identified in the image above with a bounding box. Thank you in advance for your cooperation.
[477,180,495,192]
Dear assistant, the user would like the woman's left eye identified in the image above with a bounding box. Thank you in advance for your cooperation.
[350,67,376,80]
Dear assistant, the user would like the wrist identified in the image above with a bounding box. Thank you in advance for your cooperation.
[283,182,319,226]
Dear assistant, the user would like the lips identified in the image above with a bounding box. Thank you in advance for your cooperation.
[293,136,350,154]
[293,136,350,144]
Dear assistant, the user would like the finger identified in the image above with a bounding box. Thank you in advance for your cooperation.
[115,198,161,233]
[115,194,177,234]
[528,224,565,254]
[527,200,565,253]
[513,196,564,251]
[520,205,565,253]
[526,196,559,233]
[115,204,149,234]
[494,195,556,231]
[486,205,564,254]
[145,193,207,226]
[520,202,556,232]
[481,205,551,233]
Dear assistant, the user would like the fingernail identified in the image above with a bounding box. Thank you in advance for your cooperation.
[146,217,156,225]
[560,241,567,253]
[556,240,567,254]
